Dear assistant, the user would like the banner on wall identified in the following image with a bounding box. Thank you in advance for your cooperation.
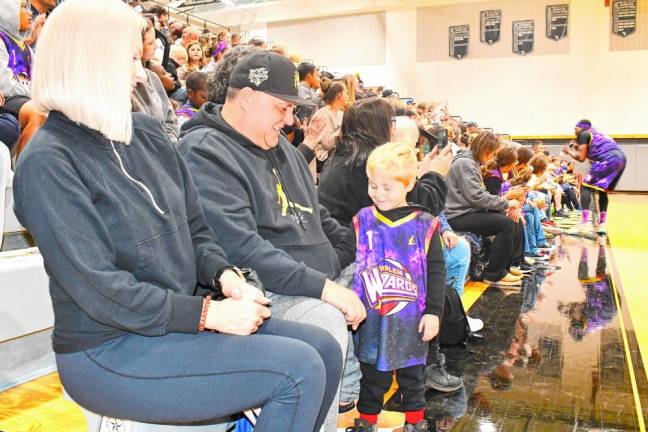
[512,20,535,56]
[612,0,637,37]
[546,4,569,40]
[480,9,502,44]
[449,25,470,59]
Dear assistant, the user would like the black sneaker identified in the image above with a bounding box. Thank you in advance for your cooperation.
[404,419,429,432]
[425,363,464,392]
[345,419,377,432]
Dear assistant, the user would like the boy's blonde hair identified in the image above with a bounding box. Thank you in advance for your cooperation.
[366,142,418,186]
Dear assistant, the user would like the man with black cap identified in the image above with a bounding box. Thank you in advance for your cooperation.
[178,51,366,432]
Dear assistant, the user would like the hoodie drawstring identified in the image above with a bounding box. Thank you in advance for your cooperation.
[110,141,166,216]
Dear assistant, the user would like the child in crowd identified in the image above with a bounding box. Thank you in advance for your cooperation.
[175,72,207,126]
[347,142,447,432]
[509,154,557,259]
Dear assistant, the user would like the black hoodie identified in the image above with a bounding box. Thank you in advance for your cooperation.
[178,103,348,299]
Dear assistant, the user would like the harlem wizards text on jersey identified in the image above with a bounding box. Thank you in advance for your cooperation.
[352,206,439,371]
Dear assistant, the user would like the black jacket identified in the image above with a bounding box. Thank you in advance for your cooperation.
[13,113,230,353]
[178,103,348,299]
[318,149,448,227]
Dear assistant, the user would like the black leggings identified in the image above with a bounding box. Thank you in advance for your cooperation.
[357,362,425,414]
[449,211,517,281]
[581,187,609,213]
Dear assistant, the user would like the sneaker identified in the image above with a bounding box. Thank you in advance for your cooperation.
[403,420,430,432]
[467,316,484,332]
[345,419,377,432]
[509,266,523,276]
[425,363,464,392]
[484,273,522,286]
[596,223,607,235]
[524,257,536,266]
[537,244,556,252]
[542,220,557,228]
[567,222,596,238]
[525,252,548,261]
[553,209,569,218]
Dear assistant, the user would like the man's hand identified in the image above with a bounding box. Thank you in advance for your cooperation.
[442,230,458,249]
[419,314,439,342]
[219,269,271,306]
[321,279,366,330]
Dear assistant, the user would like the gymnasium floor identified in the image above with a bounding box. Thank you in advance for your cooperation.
[0,194,647,432]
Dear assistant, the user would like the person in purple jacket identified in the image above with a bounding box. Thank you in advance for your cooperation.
[563,119,626,236]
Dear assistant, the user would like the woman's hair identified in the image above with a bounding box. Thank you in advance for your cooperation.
[366,141,417,186]
[208,45,260,104]
[510,154,548,186]
[517,146,534,165]
[529,154,549,174]
[469,131,501,163]
[393,116,419,148]
[32,0,144,143]
[324,81,346,104]
[186,41,207,71]
[336,97,394,167]
[482,145,518,178]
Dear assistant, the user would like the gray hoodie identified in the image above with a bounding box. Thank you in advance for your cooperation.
[0,0,31,99]
[444,149,508,220]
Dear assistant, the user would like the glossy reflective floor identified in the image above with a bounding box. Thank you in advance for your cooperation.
[385,233,648,431]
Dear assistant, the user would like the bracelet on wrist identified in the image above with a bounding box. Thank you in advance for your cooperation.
[198,295,212,332]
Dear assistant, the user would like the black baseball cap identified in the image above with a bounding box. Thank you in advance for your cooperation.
[229,51,317,107]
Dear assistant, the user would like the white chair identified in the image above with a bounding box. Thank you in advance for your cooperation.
[63,388,234,432]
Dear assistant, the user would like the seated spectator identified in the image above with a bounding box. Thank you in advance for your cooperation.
[148,5,169,35]
[482,145,528,273]
[178,51,366,432]
[230,33,241,47]
[212,37,230,62]
[13,2,342,431]
[132,18,180,144]
[167,20,185,44]
[296,62,321,124]
[307,81,347,180]
[178,40,207,81]
[0,0,32,115]
[248,36,266,48]
[176,24,200,49]
[445,131,522,286]
[176,71,207,126]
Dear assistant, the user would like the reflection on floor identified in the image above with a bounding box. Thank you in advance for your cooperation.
[384,233,648,432]
[1,197,647,432]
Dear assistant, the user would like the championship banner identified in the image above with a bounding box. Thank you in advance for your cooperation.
[513,20,535,56]
[612,0,637,37]
[480,9,502,44]
[546,4,569,41]
[449,25,470,59]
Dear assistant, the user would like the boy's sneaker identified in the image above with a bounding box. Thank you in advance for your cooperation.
[404,420,430,432]
[345,419,377,432]
[467,316,484,332]
[596,223,607,235]
[425,362,464,392]
[524,257,536,266]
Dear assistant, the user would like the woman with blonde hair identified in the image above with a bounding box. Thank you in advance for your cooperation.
[12,1,343,430]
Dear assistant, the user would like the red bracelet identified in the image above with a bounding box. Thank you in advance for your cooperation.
[198,295,212,332]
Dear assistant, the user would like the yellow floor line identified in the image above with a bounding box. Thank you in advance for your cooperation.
[607,243,646,432]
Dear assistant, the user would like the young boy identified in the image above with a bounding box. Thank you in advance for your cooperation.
[346,142,447,432]
[175,71,207,126]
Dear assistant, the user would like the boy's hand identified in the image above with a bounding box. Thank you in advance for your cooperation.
[419,314,439,342]
[442,230,458,249]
